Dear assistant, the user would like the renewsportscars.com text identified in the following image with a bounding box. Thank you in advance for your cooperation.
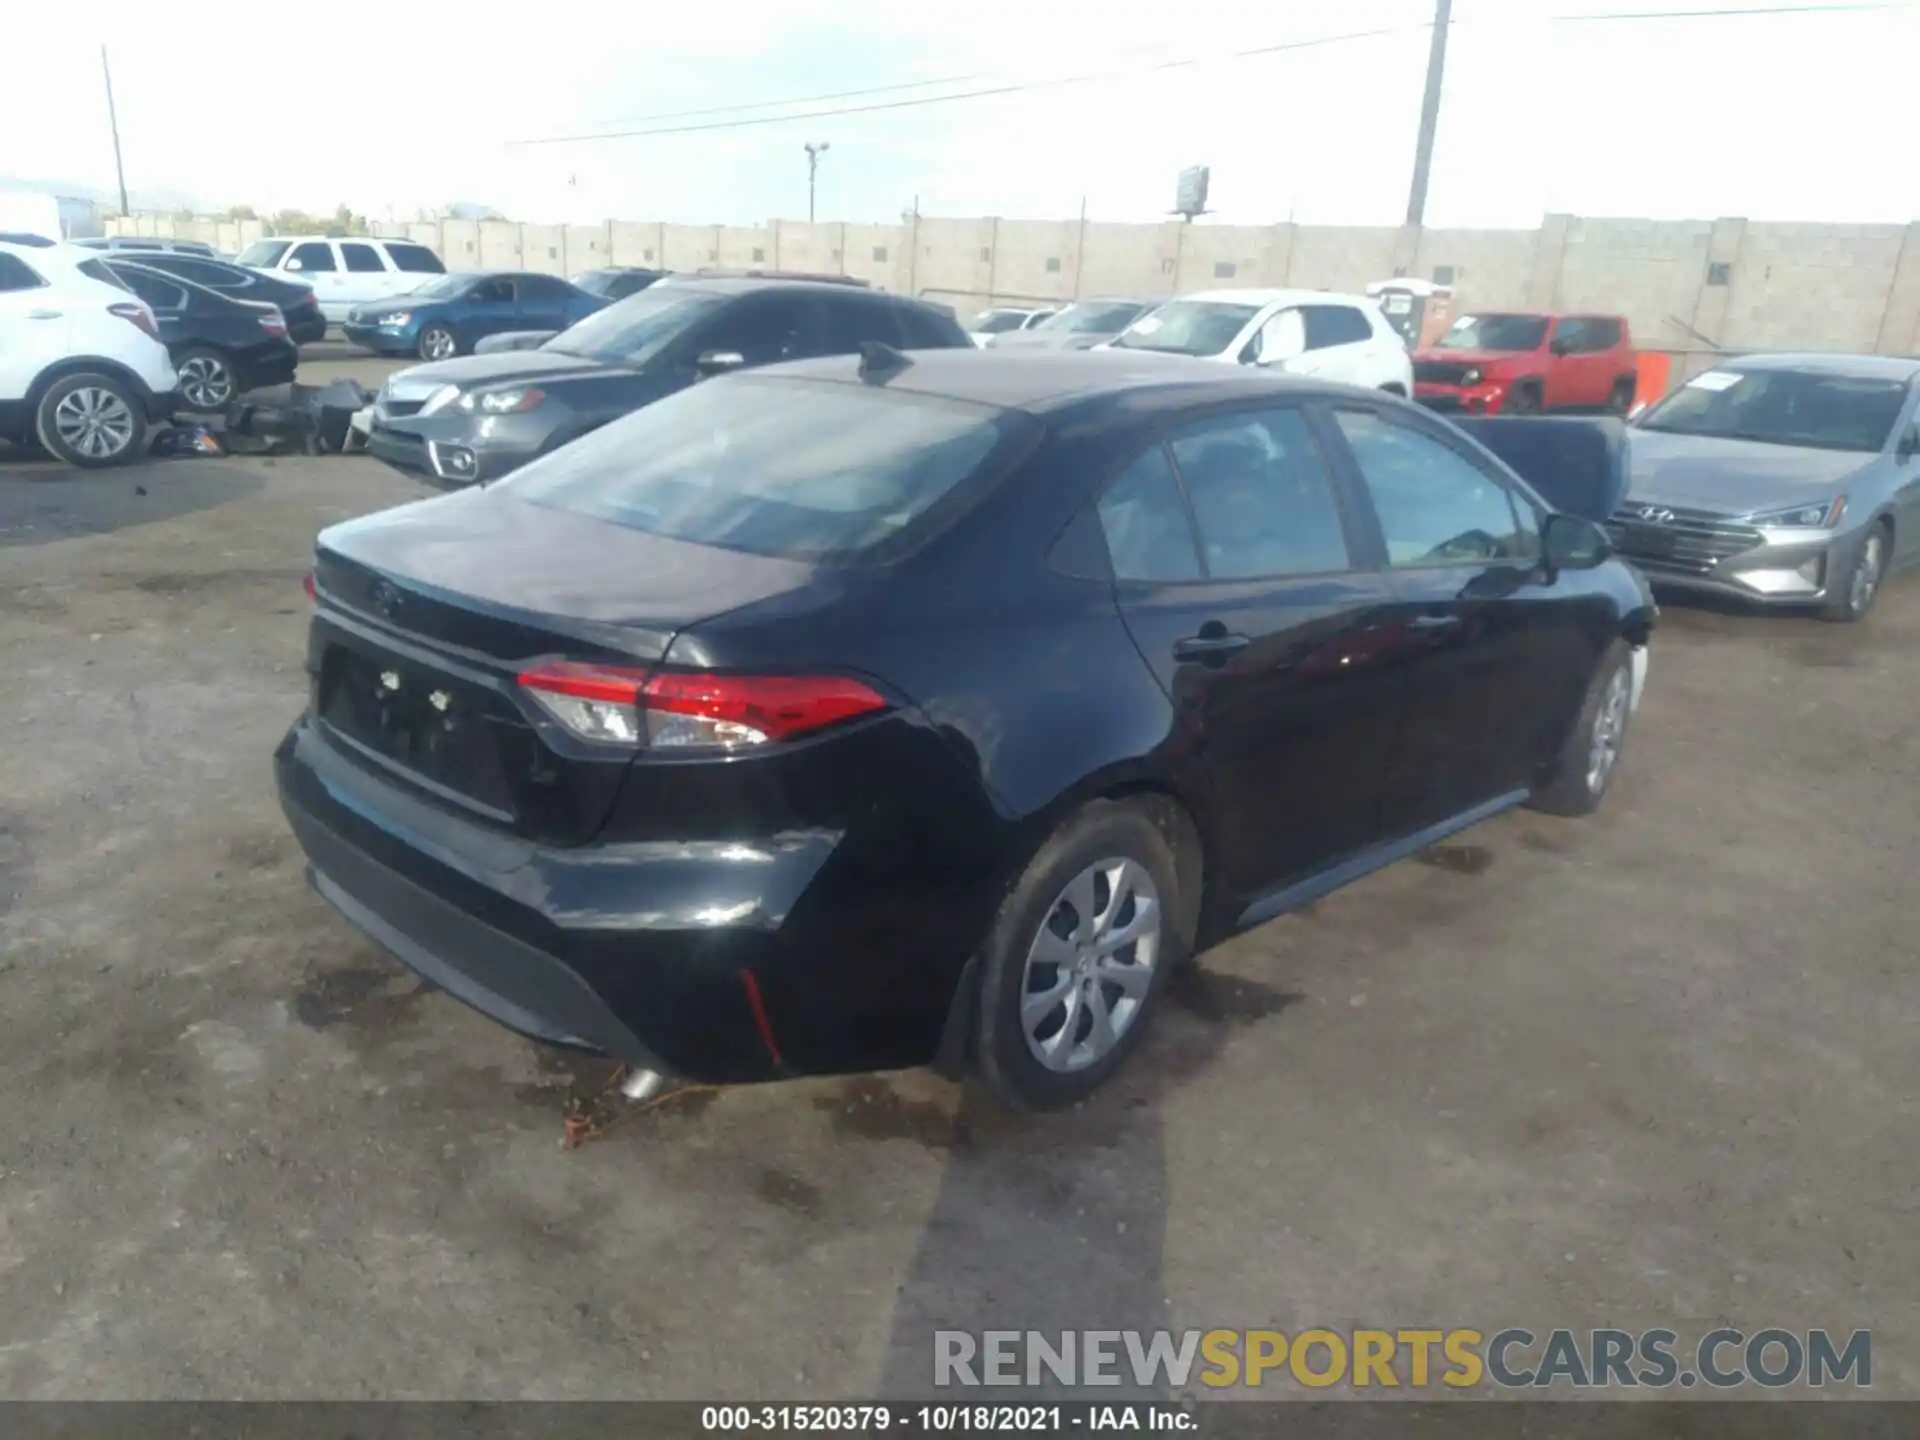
[933,1328,1871,1391]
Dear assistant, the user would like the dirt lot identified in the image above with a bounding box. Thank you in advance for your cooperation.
[0,346,1916,1399]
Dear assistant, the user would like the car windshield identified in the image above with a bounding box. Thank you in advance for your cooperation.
[1035,301,1149,335]
[1433,314,1548,351]
[539,289,722,364]
[408,274,476,299]
[1636,368,1910,454]
[501,377,1030,562]
[1111,301,1260,357]
[235,241,289,268]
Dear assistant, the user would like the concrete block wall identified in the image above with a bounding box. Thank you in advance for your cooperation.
[107,208,1920,361]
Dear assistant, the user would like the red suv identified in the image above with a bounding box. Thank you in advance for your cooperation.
[1413,313,1638,416]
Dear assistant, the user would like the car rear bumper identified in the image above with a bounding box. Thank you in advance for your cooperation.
[238,342,300,393]
[288,312,329,346]
[275,717,849,1083]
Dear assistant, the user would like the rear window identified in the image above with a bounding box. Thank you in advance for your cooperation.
[386,243,445,274]
[502,377,1031,562]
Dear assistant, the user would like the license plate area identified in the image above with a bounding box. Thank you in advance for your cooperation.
[318,643,519,817]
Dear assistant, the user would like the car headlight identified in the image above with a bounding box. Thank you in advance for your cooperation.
[1461,367,1483,386]
[1749,498,1846,529]
[419,384,462,416]
[378,310,412,327]
[456,387,546,415]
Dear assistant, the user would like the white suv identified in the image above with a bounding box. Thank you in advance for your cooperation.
[1105,288,1413,393]
[0,237,176,468]
[234,235,446,324]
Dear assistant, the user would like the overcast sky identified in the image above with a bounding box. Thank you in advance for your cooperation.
[7,0,1914,228]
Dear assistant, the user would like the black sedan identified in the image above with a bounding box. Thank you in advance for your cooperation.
[364,276,970,486]
[106,251,329,345]
[108,261,298,411]
[276,351,1656,1110]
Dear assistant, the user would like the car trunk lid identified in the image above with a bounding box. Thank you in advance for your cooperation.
[309,489,817,844]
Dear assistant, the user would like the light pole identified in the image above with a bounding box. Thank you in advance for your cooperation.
[101,45,129,217]
[804,141,830,223]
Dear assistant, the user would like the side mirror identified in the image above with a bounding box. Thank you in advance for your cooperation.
[1542,512,1611,571]
[285,258,303,272]
[694,349,746,378]
[1548,337,1573,356]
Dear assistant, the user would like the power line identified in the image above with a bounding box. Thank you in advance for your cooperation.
[506,24,1426,146]
[506,0,1917,147]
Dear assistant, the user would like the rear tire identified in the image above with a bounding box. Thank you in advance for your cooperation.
[418,325,458,362]
[1820,521,1891,623]
[33,372,146,469]
[1528,640,1635,817]
[975,799,1194,1111]
[1607,377,1637,414]
[175,346,239,411]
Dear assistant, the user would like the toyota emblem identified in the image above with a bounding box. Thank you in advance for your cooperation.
[1636,505,1676,524]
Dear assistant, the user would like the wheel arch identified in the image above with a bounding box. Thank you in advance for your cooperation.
[26,357,151,412]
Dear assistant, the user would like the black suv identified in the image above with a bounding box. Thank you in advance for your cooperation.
[367,277,971,487]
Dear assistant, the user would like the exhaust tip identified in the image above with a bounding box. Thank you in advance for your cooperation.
[618,1067,669,1102]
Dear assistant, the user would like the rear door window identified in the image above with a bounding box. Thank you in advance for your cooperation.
[502,377,1030,561]
[287,242,336,273]
[1166,407,1354,578]
[895,303,968,348]
[0,254,45,292]
[114,266,189,311]
[1097,446,1202,582]
[385,243,445,274]
[1301,304,1374,350]
[339,242,387,274]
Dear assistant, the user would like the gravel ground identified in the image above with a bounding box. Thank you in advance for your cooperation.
[0,346,1914,1400]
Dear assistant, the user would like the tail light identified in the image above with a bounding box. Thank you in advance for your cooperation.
[516,662,888,750]
[260,308,288,337]
[109,301,158,339]
[303,570,317,604]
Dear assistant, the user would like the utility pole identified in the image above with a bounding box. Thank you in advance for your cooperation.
[101,46,130,217]
[804,141,830,223]
[1404,0,1452,228]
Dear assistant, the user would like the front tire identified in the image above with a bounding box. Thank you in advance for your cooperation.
[1503,383,1541,415]
[175,346,239,411]
[1820,522,1890,623]
[1528,640,1635,817]
[975,799,1193,1111]
[34,372,146,469]
[418,325,458,362]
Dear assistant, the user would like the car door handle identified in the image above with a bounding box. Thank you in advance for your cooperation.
[1409,613,1462,632]
[26,309,62,319]
[1173,631,1251,663]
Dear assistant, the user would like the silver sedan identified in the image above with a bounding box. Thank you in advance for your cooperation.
[1609,353,1920,621]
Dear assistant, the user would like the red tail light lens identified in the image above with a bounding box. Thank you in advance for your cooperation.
[516,662,888,749]
[303,570,317,603]
[109,301,158,339]
[260,308,288,336]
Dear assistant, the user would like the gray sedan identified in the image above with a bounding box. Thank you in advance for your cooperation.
[1609,353,1920,621]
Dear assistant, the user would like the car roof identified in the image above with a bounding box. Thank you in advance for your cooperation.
[1172,287,1379,308]
[1717,352,1920,381]
[672,276,934,303]
[751,347,1340,413]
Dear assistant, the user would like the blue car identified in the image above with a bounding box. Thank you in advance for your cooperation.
[341,271,607,361]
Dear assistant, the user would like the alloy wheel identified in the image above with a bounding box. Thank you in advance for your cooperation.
[1587,668,1630,794]
[52,386,136,460]
[1850,532,1885,615]
[178,355,234,410]
[423,328,455,361]
[1020,858,1161,1073]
